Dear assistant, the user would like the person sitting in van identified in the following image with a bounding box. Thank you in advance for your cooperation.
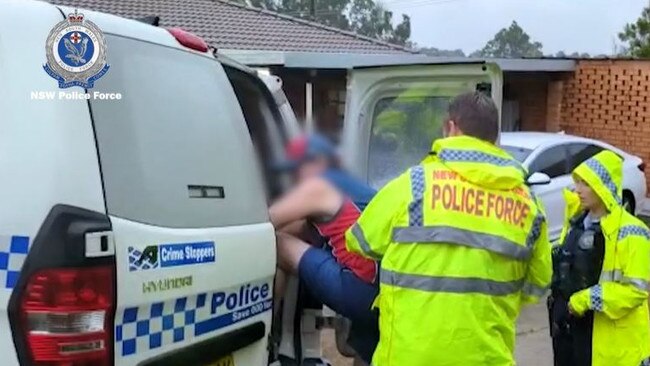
[270,133,379,364]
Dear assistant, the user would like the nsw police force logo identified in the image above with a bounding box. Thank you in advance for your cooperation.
[43,10,109,89]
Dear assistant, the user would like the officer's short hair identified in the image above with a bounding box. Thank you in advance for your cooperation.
[447,91,499,143]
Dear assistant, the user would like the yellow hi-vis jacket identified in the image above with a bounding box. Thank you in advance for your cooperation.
[561,150,650,366]
[346,135,552,366]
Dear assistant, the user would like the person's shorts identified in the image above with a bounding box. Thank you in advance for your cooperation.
[298,246,379,363]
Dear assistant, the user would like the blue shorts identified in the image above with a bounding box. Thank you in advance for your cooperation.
[298,247,379,363]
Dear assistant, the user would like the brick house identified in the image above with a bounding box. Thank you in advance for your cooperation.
[506,60,650,190]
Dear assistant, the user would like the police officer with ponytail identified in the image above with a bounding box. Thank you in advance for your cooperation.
[549,150,650,366]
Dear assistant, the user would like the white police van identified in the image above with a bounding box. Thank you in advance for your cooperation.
[0,1,296,365]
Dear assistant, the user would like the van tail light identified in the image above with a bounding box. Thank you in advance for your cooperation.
[639,162,646,172]
[19,266,114,366]
[167,27,209,52]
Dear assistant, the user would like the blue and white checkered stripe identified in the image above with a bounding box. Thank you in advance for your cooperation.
[116,290,272,357]
[0,235,29,289]
[526,213,545,249]
[438,149,526,175]
[640,357,650,366]
[584,158,621,205]
[590,284,604,312]
[408,165,425,227]
[618,225,650,241]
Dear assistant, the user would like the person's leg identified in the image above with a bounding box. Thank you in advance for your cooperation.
[298,247,379,364]
[273,232,313,316]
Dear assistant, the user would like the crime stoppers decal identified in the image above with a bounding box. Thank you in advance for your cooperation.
[128,241,215,272]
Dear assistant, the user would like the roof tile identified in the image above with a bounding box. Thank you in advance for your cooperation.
[48,0,414,54]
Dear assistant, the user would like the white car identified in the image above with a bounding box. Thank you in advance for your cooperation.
[501,132,647,242]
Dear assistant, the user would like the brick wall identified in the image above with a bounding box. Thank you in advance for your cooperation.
[505,74,549,131]
[561,60,650,187]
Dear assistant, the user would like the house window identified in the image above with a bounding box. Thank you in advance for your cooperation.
[328,89,346,118]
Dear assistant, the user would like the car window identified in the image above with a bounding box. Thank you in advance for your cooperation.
[368,96,450,188]
[224,65,288,200]
[567,143,604,171]
[89,35,268,228]
[528,145,569,178]
[501,145,533,162]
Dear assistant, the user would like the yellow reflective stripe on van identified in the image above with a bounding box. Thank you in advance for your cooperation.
[392,226,531,260]
[380,268,524,296]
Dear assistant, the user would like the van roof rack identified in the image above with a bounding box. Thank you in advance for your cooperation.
[136,16,160,26]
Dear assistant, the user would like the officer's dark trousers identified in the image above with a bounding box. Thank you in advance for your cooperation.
[551,305,593,366]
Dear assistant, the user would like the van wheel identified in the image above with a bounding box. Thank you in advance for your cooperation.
[622,191,636,214]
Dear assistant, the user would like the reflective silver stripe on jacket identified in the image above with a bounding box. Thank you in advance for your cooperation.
[380,268,524,296]
[392,225,531,261]
[584,157,621,205]
[350,223,382,260]
[522,281,549,297]
[600,270,650,291]
[408,165,425,227]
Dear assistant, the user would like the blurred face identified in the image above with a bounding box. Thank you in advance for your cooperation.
[574,177,604,212]
[294,156,330,182]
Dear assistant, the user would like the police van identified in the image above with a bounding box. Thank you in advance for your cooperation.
[0,1,295,365]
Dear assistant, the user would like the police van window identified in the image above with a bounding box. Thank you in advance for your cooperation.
[368,95,450,188]
[528,145,569,178]
[88,35,267,228]
[568,143,604,171]
[223,65,286,200]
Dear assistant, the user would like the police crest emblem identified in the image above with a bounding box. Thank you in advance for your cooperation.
[43,10,109,89]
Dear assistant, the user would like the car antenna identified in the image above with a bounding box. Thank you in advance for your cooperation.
[136,16,160,26]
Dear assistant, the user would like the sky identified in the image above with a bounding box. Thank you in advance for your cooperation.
[383,0,648,55]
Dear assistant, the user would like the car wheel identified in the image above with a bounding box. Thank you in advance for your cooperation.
[622,192,635,214]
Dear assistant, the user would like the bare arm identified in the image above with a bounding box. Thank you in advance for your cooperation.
[269,177,335,228]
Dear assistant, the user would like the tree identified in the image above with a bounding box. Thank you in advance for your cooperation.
[619,6,650,57]
[419,47,466,57]
[240,0,411,46]
[473,21,543,58]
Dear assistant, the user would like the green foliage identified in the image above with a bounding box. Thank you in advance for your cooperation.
[619,6,650,58]
[419,47,466,57]
[240,0,411,46]
[473,21,543,58]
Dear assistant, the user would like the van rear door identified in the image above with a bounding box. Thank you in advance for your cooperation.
[86,30,275,366]
[342,62,503,188]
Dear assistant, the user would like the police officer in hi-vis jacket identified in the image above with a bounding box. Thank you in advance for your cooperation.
[549,150,650,366]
